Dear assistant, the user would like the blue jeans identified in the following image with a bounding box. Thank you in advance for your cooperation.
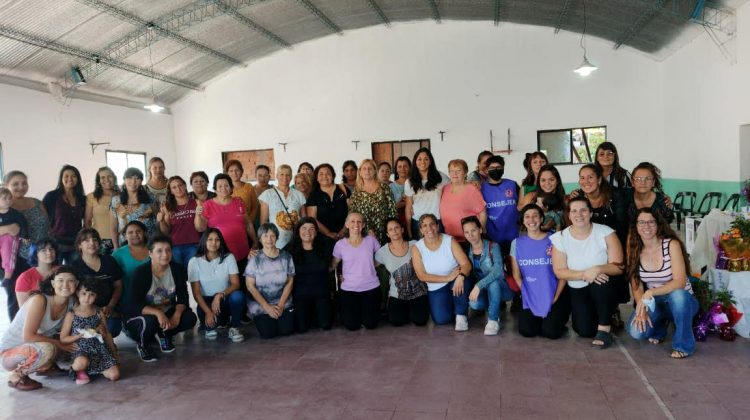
[627,289,699,354]
[172,244,198,269]
[427,279,471,325]
[469,278,512,322]
[196,290,246,329]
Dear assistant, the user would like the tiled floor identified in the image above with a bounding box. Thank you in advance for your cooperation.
[1,293,749,420]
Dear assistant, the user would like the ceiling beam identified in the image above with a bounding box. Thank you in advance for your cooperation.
[0,26,202,90]
[554,0,574,33]
[214,0,291,48]
[426,0,441,23]
[74,0,243,66]
[296,0,342,34]
[493,0,501,26]
[613,0,666,49]
[365,0,390,26]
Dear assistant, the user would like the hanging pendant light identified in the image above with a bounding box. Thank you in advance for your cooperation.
[574,0,598,77]
[143,25,165,112]
[144,102,165,112]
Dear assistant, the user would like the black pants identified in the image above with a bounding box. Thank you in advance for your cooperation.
[388,295,429,326]
[568,282,616,338]
[1,258,28,321]
[340,286,381,331]
[612,275,630,305]
[125,307,197,346]
[254,309,294,339]
[294,296,332,332]
[518,287,571,339]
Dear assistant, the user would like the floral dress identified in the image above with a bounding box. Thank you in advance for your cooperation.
[71,311,117,374]
[349,183,397,243]
[111,195,157,244]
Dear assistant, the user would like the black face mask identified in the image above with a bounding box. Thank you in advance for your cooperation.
[488,168,504,181]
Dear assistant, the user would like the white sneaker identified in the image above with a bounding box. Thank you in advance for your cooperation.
[204,329,218,340]
[484,320,500,336]
[455,315,469,332]
[228,327,245,343]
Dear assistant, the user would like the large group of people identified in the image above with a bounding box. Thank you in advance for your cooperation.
[0,141,702,392]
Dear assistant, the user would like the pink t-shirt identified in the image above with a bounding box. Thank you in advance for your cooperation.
[333,235,380,292]
[439,184,487,240]
[15,267,44,293]
[170,199,201,246]
[203,198,249,262]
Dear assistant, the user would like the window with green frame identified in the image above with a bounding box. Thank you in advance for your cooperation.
[537,126,607,165]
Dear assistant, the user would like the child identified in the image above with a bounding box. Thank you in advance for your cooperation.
[0,187,28,285]
[60,277,120,385]
[538,192,564,233]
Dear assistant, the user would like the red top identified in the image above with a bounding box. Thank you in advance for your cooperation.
[203,198,249,261]
[170,199,201,246]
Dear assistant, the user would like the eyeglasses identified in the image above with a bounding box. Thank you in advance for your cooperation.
[633,176,654,183]
[636,220,657,226]
[598,151,615,157]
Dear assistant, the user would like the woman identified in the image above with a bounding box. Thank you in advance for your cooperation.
[225,159,259,223]
[412,214,472,330]
[144,157,169,204]
[42,165,85,263]
[4,171,50,320]
[405,148,448,239]
[439,159,487,241]
[341,160,357,192]
[627,162,674,225]
[85,167,119,254]
[306,163,350,250]
[467,151,494,185]
[188,228,245,343]
[551,196,624,348]
[377,162,393,186]
[15,239,58,307]
[298,162,314,177]
[188,171,216,201]
[349,159,397,243]
[521,152,548,196]
[259,165,306,249]
[288,217,332,332]
[510,205,570,339]
[331,212,381,331]
[195,174,257,273]
[462,216,512,335]
[110,167,158,250]
[518,164,566,209]
[112,220,150,310]
[391,156,411,223]
[124,235,197,362]
[158,176,200,268]
[70,229,124,337]
[294,172,312,200]
[627,209,698,358]
[254,165,273,198]
[1,266,78,391]
[375,218,428,326]
[594,142,631,189]
[245,223,295,339]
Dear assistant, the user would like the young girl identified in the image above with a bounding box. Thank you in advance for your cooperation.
[60,277,120,385]
[537,192,564,233]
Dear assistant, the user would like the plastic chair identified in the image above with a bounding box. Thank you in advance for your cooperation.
[722,193,742,212]
[693,192,723,217]
[673,191,696,230]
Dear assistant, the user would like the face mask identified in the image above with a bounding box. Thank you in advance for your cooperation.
[488,168,504,181]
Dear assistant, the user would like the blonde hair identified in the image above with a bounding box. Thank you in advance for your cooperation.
[277,164,293,177]
[294,172,311,187]
[355,159,378,191]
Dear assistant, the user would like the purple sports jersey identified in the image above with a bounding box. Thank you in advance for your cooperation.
[481,179,519,249]
[515,235,557,317]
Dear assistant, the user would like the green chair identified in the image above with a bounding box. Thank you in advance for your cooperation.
[722,193,742,212]
[693,192,723,217]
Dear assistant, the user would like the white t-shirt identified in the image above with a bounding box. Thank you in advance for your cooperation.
[258,187,306,249]
[188,254,239,296]
[550,223,614,289]
[414,234,458,291]
[404,171,449,220]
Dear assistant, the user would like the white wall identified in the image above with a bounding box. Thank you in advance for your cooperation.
[0,83,175,198]
[172,21,664,185]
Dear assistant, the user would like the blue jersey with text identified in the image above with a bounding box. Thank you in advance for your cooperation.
[481,179,519,248]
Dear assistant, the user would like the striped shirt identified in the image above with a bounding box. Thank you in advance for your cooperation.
[639,238,692,293]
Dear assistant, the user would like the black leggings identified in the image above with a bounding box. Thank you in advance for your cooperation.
[388,295,429,327]
[568,282,616,338]
[125,307,197,346]
[518,287,571,339]
[254,309,294,339]
[340,286,381,331]
[294,296,332,333]
[1,258,28,321]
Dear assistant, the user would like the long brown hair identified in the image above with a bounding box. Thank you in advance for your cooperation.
[626,208,690,289]
[165,176,188,212]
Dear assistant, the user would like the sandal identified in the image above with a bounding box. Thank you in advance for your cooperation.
[670,350,690,359]
[7,375,42,391]
[592,330,614,349]
[648,338,664,345]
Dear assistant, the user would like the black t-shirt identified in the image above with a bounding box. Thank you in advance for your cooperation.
[293,249,329,300]
[0,207,28,238]
[72,255,124,307]
[305,187,350,233]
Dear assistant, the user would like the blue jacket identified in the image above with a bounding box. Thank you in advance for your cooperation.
[465,239,504,290]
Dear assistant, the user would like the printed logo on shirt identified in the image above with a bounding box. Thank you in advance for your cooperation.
[546,244,553,256]
[504,188,514,198]
[525,276,537,283]
[486,200,516,209]
[517,257,552,266]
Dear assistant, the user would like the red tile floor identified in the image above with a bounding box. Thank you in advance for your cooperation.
[1,294,749,420]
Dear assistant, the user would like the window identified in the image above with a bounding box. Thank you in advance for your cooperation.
[537,126,607,165]
[106,150,147,184]
[222,149,275,182]
[371,139,430,169]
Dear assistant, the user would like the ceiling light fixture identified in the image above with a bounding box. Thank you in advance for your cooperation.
[71,66,86,85]
[574,0,598,77]
[143,25,165,113]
